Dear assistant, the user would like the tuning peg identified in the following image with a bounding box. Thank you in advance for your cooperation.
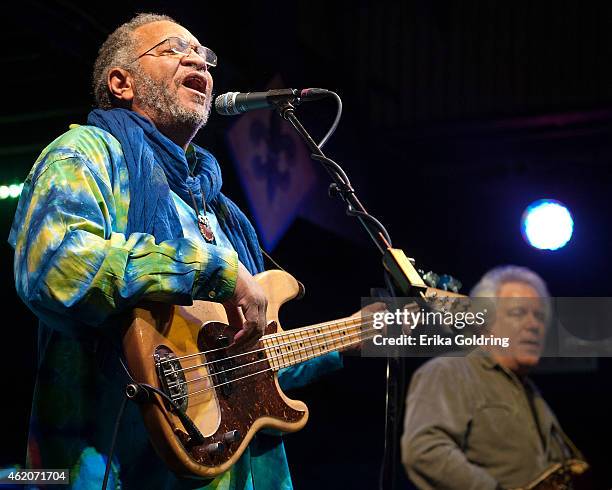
[438,274,462,293]
[422,271,440,288]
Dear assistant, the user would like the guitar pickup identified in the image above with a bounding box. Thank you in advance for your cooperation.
[208,336,234,397]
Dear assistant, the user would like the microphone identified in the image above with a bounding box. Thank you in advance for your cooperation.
[215,88,330,116]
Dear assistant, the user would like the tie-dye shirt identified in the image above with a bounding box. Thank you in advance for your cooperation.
[9,124,342,489]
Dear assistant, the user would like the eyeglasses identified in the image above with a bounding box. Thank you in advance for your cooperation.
[134,37,217,68]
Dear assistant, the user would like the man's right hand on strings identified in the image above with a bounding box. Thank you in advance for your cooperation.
[224,262,268,350]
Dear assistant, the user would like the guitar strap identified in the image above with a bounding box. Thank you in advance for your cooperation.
[524,378,583,462]
[260,247,306,299]
[523,381,548,454]
[551,424,583,461]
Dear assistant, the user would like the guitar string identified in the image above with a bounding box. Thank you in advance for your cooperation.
[157,311,381,365]
[166,328,369,391]
[166,316,376,376]
[167,324,369,383]
[159,301,421,380]
[157,299,442,369]
[155,314,374,364]
[163,305,423,398]
[166,324,372,389]
[170,331,378,402]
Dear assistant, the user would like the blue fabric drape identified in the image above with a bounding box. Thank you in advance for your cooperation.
[87,109,263,274]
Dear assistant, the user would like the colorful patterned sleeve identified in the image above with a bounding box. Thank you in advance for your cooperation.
[10,138,238,334]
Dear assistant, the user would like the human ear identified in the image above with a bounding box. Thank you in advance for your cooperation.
[107,67,134,105]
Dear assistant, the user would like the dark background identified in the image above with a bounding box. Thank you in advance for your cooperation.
[2,1,612,488]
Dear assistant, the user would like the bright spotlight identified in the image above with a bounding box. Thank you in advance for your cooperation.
[521,199,573,250]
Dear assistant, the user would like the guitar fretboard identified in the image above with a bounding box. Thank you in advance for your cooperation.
[261,316,369,370]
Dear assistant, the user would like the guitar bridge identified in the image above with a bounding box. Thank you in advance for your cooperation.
[154,346,189,412]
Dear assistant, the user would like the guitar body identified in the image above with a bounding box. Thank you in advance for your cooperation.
[122,270,308,479]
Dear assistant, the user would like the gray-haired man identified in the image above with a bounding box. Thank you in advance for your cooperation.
[401,266,582,489]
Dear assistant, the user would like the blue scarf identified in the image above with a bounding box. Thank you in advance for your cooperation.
[87,108,264,275]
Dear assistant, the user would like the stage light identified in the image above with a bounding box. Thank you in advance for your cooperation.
[8,184,22,198]
[0,183,23,200]
[521,199,573,250]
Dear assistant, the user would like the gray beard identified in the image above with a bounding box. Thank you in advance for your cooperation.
[132,68,211,131]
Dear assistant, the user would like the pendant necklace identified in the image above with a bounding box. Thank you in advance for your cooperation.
[187,186,216,243]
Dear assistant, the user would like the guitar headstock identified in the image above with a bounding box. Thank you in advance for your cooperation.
[418,271,469,316]
[421,270,463,294]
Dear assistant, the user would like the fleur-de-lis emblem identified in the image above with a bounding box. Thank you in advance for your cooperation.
[249,112,296,202]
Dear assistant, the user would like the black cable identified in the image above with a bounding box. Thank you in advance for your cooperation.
[347,207,393,247]
[317,91,343,149]
[309,154,393,247]
[100,356,208,490]
[101,395,127,490]
[378,271,409,490]
[310,154,352,188]
[137,383,205,445]
[118,358,205,444]
[278,90,407,489]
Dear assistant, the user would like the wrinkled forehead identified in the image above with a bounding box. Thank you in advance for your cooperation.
[497,281,540,299]
[132,20,200,53]
[500,295,544,311]
[497,281,544,311]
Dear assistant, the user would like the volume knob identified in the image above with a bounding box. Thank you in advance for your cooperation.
[204,442,225,454]
[223,430,241,444]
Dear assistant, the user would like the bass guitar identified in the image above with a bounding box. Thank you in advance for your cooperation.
[122,269,457,478]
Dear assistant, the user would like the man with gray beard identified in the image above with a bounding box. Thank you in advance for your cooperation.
[9,12,343,489]
[130,58,212,130]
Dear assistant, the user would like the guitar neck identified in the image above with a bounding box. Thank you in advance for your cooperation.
[261,287,465,371]
[262,316,371,371]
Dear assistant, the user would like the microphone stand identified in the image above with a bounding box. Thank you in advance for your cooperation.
[273,100,428,490]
